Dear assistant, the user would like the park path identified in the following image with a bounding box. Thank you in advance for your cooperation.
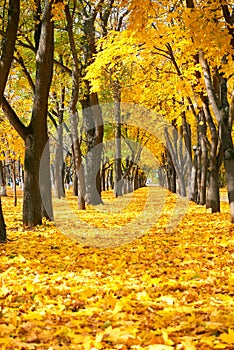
[53,186,189,248]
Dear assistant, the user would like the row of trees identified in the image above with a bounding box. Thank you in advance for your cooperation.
[0,0,149,242]
[1,0,234,241]
[86,0,234,221]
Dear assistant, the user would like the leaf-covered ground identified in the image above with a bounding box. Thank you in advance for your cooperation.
[0,186,234,350]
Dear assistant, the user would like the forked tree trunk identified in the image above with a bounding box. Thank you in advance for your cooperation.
[201,57,234,219]
[4,1,54,226]
[24,2,54,226]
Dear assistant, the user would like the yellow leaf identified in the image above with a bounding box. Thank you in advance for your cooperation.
[219,328,234,344]
[146,345,174,350]
[23,311,45,321]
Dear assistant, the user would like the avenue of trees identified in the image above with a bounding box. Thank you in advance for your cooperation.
[1,0,234,242]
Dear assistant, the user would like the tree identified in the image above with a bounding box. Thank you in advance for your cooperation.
[0,0,20,242]
[2,0,54,227]
[98,0,234,222]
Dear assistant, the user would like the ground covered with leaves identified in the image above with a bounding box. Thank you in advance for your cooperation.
[0,187,234,350]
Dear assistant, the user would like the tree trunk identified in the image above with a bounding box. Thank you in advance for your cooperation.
[65,4,86,210]
[113,83,122,197]
[165,126,187,196]
[0,0,20,239]
[24,134,45,225]
[73,173,78,196]
[182,113,192,197]
[11,161,17,206]
[194,109,208,205]
[24,1,54,226]
[54,91,65,199]
[224,157,234,222]
[70,116,86,210]
[199,132,208,205]
[0,0,20,103]
[0,161,7,196]
[0,198,6,243]
[54,124,65,199]
[190,146,198,202]
[82,97,103,205]
[166,149,176,193]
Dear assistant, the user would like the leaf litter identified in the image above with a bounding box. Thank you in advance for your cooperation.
[0,186,234,349]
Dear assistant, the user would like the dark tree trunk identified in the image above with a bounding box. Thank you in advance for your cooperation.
[0,198,6,243]
[190,146,198,202]
[166,149,176,193]
[24,1,54,226]
[54,87,65,199]
[0,0,20,103]
[81,4,105,205]
[82,96,103,205]
[199,116,208,205]
[133,166,139,191]
[11,161,17,206]
[113,83,122,197]
[65,4,86,210]
[24,134,45,225]
[202,97,220,213]
[0,161,7,196]
[206,164,220,213]
[0,0,20,239]
[158,165,167,187]
[224,156,234,222]
[54,122,65,199]
[73,173,78,196]
[193,109,208,205]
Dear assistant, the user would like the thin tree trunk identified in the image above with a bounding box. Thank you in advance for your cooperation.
[195,109,208,205]
[113,83,122,197]
[65,4,86,210]
[0,198,6,243]
[190,146,198,202]
[199,126,208,205]
[11,161,17,206]
[0,0,20,239]
[54,87,65,199]
[0,161,7,196]
[54,123,65,199]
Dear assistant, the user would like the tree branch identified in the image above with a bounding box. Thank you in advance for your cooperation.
[2,96,29,140]
[198,50,221,122]
[0,0,20,104]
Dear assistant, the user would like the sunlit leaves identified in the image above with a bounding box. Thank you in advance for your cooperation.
[0,118,24,162]
[0,187,234,348]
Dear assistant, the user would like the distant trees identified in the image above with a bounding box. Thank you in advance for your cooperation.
[86,0,234,222]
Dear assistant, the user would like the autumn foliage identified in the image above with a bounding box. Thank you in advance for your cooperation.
[1,187,234,349]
